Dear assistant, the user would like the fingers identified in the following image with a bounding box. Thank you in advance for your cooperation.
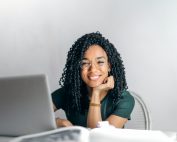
[103,76,114,89]
[92,76,115,96]
[103,77,108,84]
[99,76,114,90]
[62,120,73,127]
[108,76,114,89]
[56,118,73,127]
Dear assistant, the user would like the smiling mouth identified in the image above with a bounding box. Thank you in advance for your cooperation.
[88,75,100,81]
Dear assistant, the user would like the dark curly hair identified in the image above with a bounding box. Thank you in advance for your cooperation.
[59,32,127,113]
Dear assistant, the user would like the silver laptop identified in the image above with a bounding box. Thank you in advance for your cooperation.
[0,74,57,137]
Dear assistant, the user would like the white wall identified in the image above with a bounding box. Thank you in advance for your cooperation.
[0,0,177,131]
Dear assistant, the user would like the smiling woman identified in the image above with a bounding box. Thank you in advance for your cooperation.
[52,32,135,128]
[80,45,110,88]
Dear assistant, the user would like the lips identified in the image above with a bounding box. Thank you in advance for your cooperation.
[88,75,100,81]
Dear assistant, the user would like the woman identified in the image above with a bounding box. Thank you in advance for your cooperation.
[52,32,135,128]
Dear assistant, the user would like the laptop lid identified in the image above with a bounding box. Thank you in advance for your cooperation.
[0,74,57,137]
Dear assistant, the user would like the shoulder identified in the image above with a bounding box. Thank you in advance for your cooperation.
[112,90,135,119]
[114,90,135,111]
[52,87,66,96]
[52,87,67,109]
[121,90,135,105]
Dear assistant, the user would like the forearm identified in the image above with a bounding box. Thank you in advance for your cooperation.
[87,92,102,128]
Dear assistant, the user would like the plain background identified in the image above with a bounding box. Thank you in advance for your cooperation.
[0,0,177,131]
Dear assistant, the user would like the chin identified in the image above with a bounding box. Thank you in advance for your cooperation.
[87,81,103,88]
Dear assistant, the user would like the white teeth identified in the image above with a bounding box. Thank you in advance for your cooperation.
[89,76,99,80]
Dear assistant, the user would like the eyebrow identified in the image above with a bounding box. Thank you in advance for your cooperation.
[82,56,106,60]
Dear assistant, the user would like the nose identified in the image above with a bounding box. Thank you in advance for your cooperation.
[88,62,98,71]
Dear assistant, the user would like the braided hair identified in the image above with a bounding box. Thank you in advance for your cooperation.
[59,32,127,113]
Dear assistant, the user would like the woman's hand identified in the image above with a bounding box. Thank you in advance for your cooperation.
[93,76,114,96]
[56,118,73,127]
[87,76,114,128]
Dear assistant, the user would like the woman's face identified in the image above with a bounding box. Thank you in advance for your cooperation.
[80,45,110,88]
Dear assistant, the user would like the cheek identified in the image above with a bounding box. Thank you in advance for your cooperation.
[81,70,87,80]
[101,67,109,75]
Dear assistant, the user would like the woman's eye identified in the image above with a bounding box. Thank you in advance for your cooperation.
[97,61,104,65]
[81,62,90,68]
[82,62,89,65]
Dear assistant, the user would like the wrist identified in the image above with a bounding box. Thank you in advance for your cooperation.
[90,102,101,107]
[90,93,101,102]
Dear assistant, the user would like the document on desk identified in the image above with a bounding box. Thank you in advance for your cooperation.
[90,128,176,142]
[10,126,89,142]
[10,126,176,142]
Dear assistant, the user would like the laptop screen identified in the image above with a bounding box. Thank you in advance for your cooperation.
[0,74,57,136]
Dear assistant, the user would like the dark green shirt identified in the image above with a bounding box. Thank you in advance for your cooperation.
[52,87,135,127]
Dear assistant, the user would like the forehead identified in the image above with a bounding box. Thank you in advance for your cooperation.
[83,45,107,59]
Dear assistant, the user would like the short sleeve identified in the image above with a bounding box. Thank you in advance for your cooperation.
[112,91,135,120]
[52,87,66,110]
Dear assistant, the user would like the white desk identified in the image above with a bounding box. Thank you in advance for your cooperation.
[89,129,177,142]
[0,130,176,142]
[165,132,177,141]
